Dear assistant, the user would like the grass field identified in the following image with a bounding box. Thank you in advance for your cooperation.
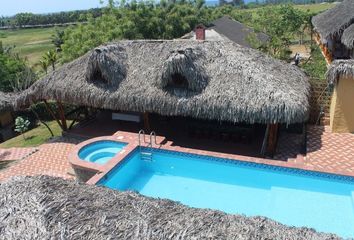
[0,121,67,148]
[0,27,60,67]
[295,3,335,13]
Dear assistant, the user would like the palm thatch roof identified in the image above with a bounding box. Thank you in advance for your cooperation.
[312,0,354,44]
[327,59,354,85]
[342,24,354,49]
[0,91,14,113]
[15,40,310,124]
[0,176,340,239]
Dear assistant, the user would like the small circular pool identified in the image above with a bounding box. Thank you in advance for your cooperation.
[78,140,127,165]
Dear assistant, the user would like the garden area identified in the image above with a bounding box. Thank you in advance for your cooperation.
[0,120,66,148]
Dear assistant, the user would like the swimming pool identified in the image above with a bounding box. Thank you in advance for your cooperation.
[99,148,354,238]
[78,140,127,165]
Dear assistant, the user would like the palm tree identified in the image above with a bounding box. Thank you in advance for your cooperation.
[44,50,58,71]
[39,59,49,74]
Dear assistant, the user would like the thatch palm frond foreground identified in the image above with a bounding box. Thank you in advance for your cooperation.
[0,176,339,239]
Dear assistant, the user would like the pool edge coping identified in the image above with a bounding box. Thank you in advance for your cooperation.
[86,140,354,186]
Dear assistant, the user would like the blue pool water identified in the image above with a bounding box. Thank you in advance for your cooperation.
[99,148,354,238]
[78,141,127,165]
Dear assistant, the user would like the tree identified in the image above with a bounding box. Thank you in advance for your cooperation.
[14,117,31,140]
[10,66,36,92]
[232,0,244,6]
[0,41,34,92]
[39,59,49,74]
[43,50,58,71]
[51,28,65,51]
[219,0,228,6]
[61,1,211,62]
[14,13,35,28]
[252,5,306,59]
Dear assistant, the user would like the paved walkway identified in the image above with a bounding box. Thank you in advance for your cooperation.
[305,125,354,176]
[0,147,38,161]
[0,138,81,181]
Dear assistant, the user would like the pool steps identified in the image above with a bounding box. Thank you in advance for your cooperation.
[141,151,153,162]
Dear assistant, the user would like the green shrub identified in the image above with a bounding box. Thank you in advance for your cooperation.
[14,116,30,140]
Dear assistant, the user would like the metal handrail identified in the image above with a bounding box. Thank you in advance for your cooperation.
[139,130,161,149]
[149,131,161,148]
[138,129,146,147]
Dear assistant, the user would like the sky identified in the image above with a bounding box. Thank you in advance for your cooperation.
[0,0,107,16]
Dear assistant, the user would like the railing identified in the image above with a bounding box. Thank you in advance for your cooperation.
[138,130,161,162]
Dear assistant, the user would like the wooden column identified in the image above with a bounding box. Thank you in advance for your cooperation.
[261,123,279,158]
[266,123,279,157]
[57,101,67,131]
[143,112,150,132]
[43,100,63,130]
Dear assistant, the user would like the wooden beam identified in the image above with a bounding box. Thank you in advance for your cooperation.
[266,123,279,158]
[143,112,150,132]
[57,101,67,131]
[43,100,63,130]
[260,124,270,156]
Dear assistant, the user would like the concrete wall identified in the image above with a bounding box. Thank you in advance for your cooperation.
[330,76,354,133]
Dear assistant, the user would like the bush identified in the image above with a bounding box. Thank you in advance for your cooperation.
[14,116,30,140]
[301,44,327,80]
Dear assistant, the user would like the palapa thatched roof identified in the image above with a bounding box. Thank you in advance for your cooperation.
[342,24,354,49]
[326,59,354,85]
[0,176,340,239]
[15,40,310,124]
[0,91,14,113]
[312,0,354,44]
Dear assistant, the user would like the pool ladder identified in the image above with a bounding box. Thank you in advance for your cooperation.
[138,130,160,162]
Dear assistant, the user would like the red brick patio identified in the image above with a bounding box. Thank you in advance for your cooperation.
[0,125,354,182]
[305,125,354,176]
[0,138,82,181]
[0,147,38,161]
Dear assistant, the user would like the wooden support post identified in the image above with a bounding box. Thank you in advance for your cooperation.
[143,112,150,132]
[57,101,67,131]
[43,100,63,130]
[266,123,279,158]
[260,124,270,156]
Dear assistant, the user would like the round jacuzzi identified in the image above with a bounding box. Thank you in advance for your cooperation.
[78,140,127,165]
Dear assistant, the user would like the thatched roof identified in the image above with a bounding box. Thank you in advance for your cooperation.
[327,59,354,85]
[312,0,354,44]
[0,91,14,113]
[0,176,340,239]
[15,40,310,124]
[342,24,354,49]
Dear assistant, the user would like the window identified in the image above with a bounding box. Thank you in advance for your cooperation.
[92,68,106,84]
[170,73,189,88]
